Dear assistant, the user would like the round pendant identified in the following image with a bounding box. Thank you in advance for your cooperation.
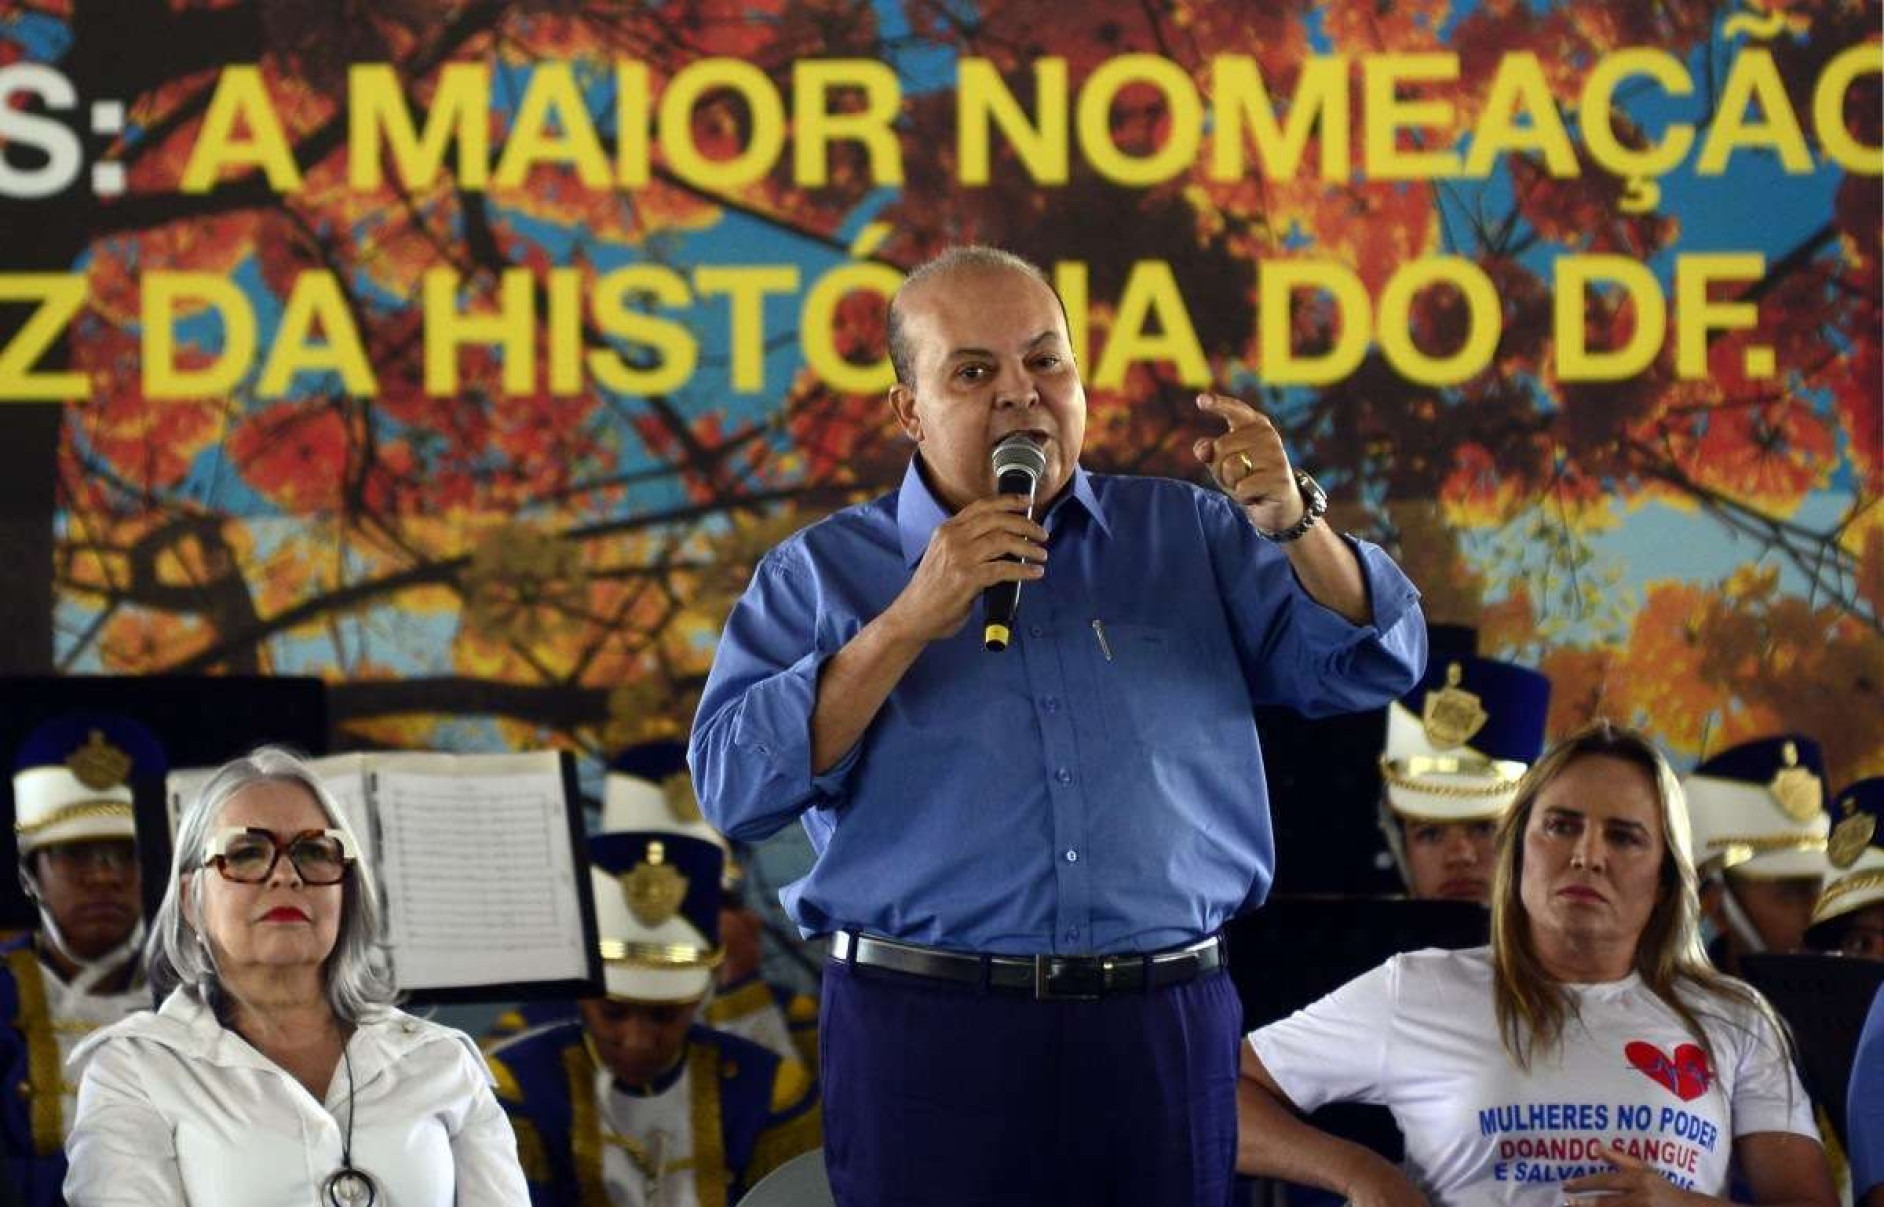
[324,1168,378,1207]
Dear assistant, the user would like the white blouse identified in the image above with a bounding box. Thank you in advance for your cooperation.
[63,987,529,1207]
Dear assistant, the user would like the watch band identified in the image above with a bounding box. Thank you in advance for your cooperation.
[1253,470,1327,543]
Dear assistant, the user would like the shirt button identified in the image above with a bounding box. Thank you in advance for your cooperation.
[1029,624,1044,638]
[1042,697,1061,712]
[1055,767,1073,785]
[1064,848,1079,863]
[1066,928,1080,943]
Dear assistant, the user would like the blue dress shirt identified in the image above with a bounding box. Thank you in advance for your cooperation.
[690,460,1426,955]
[1853,983,1884,1201]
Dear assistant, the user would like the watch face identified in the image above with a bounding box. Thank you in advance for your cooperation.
[1298,473,1328,515]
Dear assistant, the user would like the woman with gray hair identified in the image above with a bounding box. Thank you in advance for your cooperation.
[1236,721,1835,1207]
[62,746,528,1206]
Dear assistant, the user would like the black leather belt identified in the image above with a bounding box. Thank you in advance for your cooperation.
[830,931,1226,1001]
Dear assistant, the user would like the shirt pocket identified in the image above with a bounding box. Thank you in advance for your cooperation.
[1090,622,1215,748]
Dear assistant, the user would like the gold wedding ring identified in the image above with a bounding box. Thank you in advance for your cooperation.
[1234,451,1255,478]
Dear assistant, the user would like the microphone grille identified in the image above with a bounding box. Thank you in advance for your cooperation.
[991,434,1047,480]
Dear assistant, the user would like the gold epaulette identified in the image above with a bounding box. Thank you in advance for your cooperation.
[704,979,773,1024]
[486,1054,525,1104]
[769,1057,811,1114]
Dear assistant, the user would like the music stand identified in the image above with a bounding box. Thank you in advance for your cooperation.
[1738,953,1884,1149]
[1256,705,1400,896]
[1227,895,1490,1029]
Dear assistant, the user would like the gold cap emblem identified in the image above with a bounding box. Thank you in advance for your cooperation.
[1829,797,1876,870]
[661,771,704,825]
[67,730,132,791]
[1421,663,1488,750]
[620,840,688,927]
[1767,741,1823,825]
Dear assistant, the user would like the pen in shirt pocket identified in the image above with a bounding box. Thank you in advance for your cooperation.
[1090,618,1113,662]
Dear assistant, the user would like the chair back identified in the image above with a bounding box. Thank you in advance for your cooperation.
[741,1149,836,1207]
[1739,952,1884,1148]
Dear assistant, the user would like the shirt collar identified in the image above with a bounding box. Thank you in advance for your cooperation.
[66,985,261,1071]
[77,987,438,1080]
[894,455,1111,568]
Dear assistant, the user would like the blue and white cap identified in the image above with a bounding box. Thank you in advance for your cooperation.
[1808,778,1883,940]
[1682,735,1830,878]
[1380,656,1551,822]
[12,714,165,856]
[587,830,725,1003]
[602,740,727,850]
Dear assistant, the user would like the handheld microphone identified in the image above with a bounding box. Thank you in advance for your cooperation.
[983,433,1048,651]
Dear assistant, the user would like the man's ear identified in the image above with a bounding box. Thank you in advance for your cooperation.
[888,384,922,442]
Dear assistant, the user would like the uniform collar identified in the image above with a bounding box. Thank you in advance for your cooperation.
[30,933,144,998]
[599,1034,690,1099]
[895,455,1110,568]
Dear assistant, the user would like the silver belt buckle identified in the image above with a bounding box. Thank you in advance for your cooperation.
[1032,955,1112,1001]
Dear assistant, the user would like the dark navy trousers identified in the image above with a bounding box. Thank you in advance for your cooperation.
[820,954,1242,1207]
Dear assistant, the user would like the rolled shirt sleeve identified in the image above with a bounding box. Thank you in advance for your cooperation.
[691,551,863,844]
[1199,490,1424,716]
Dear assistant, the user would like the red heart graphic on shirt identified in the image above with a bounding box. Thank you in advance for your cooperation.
[1624,1040,1713,1101]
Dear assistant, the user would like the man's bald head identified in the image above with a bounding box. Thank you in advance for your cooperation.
[887,246,1063,386]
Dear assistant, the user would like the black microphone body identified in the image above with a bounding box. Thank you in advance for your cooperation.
[983,436,1047,651]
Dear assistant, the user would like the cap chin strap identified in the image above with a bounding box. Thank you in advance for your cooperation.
[22,867,146,992]
[1376,797,1413,889]
[1719,883,1768,956]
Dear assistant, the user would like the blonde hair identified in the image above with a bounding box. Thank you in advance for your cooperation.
[1489,720,1784,1069]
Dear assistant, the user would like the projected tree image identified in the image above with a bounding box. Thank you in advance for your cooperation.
[3,0,1877,780]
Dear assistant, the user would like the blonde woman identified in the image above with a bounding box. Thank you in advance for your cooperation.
[1237,721,1835,1207]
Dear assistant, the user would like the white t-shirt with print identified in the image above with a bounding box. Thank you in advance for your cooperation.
[1248,946,1815,1207]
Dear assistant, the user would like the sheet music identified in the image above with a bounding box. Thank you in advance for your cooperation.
[372,757,587,990]
[164,768,220,839]
[306,753,377,871]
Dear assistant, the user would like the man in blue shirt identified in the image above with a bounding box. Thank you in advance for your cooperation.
[1855,982,1883,1207]
[690,245,1426,1205]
